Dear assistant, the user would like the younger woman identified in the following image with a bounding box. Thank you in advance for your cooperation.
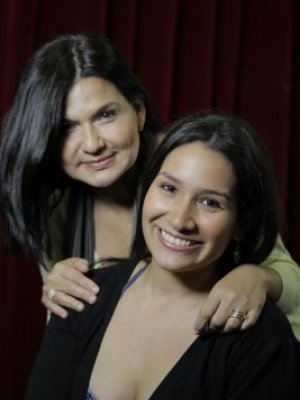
[25,113,299,399]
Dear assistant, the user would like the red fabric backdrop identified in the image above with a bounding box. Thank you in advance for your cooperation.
[0,1,299,398]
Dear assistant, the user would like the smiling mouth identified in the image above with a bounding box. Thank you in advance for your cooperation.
[159,228,201,248]
[83,153,116,169]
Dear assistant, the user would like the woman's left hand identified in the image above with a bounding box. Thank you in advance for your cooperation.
[194,264,282,334]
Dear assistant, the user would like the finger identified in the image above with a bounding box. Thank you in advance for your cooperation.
[42,283,95,315]
[45,279,97,305]
[201,293,241,332]
[223,315,244,332]
[208,305,235,331]
[61,267,99,295]
[46,301,69,319]
[208,290,255,332]
[41,293,69,318]
[222,303,264,333]
[47,290,86,312]
[240,306,263,330]
[193,296,220,333]
[69,258,90,273]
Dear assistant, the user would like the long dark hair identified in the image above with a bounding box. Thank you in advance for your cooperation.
[0,33,161,264]
[132,113,279,270]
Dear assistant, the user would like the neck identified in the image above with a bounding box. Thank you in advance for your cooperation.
[92,167,137,209]
[142,261,218,300]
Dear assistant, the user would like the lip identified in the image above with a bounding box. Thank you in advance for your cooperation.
[81,153,116,170]
[157,227,202,253]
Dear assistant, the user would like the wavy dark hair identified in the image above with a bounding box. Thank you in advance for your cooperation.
[132,113,279,271]
[0,33,161,263]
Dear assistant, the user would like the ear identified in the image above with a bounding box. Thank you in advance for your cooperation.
[133,100,146,131]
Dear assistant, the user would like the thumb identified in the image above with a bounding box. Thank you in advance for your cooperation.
[68,258,90,273]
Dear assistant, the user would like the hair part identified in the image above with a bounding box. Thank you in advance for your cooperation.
[0,33,161,262]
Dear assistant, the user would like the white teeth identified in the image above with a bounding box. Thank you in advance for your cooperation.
[160,229,195,247]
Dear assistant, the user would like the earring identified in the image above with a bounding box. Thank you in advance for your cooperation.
[233,242,241,264]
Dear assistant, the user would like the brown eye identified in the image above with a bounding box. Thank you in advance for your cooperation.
[160,183,176,193]
[200,198,221,209]
[96,108,117,120]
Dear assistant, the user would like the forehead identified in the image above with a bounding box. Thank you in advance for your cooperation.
[159,142,236,191]
[64,76,124,118]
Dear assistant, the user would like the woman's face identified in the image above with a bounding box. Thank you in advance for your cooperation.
[142,142,239,274]
[60,77,146,188]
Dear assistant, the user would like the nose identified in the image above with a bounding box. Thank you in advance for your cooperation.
[170,198,197,233]
[82,125,105,153]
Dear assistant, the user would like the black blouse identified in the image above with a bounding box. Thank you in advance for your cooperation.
[25,261,299,400]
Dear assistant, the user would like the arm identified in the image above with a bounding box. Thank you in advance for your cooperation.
[262,236,300,339]
[194,236,300,340]
[25,313,80,400]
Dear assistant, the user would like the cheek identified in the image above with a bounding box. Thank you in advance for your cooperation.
[60,134,79,161]
[142,188,167,224]
[202,214,237,243]
[130,132,140,160]
[109,114,140,146]
[60,141,72,170]
[142,190,159,236]
[142,191,155,229]
[108,121,140,166]
[60,150,75,176]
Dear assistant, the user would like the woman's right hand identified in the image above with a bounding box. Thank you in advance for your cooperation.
[42,258,100,318]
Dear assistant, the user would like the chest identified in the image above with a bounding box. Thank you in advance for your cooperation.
[93,201,134,259]
[89,295,203,400]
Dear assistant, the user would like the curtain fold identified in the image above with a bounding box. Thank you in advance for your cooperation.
[0,1,299,398]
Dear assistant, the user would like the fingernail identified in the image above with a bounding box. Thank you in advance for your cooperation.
[88,295,97,304]
[76,303,84,311]
[92,286,99,294]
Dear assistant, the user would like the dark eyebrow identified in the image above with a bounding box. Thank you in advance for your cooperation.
[158,171,181,184]
[157,171,231,200]
[62,102,118,125]
[91,103,118,121]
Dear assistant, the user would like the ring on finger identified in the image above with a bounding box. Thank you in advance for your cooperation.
[48,288,56,302]
[228,308,247,322]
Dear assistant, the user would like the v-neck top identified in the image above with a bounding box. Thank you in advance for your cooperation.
[26,260,299,400]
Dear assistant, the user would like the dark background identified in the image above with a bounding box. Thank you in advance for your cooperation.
[0,1,299,398]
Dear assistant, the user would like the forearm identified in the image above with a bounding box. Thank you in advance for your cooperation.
[259,266,283,301]
[262,262,300,340]
[261,236,300,339]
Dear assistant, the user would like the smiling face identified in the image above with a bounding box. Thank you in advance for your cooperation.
[142,142,239,274]
[60,77,146,188]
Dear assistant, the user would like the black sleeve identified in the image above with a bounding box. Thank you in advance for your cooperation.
[24,261,136,400]
[25,311,81,400]
[226,303,299,400]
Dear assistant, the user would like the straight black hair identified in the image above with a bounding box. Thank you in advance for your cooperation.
[0,33,161,263]
[132,113,279,271]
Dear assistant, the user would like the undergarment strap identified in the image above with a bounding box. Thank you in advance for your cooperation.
[121,263,148,294]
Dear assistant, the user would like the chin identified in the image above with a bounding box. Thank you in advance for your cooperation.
[79,172,120,188]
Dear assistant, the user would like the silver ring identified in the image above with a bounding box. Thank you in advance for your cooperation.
[228,308,247,322]
[48,288,56,302]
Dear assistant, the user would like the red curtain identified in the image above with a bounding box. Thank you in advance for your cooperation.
[0,1,299,398]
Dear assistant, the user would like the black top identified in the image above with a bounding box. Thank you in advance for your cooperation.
[25,261,300,400]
